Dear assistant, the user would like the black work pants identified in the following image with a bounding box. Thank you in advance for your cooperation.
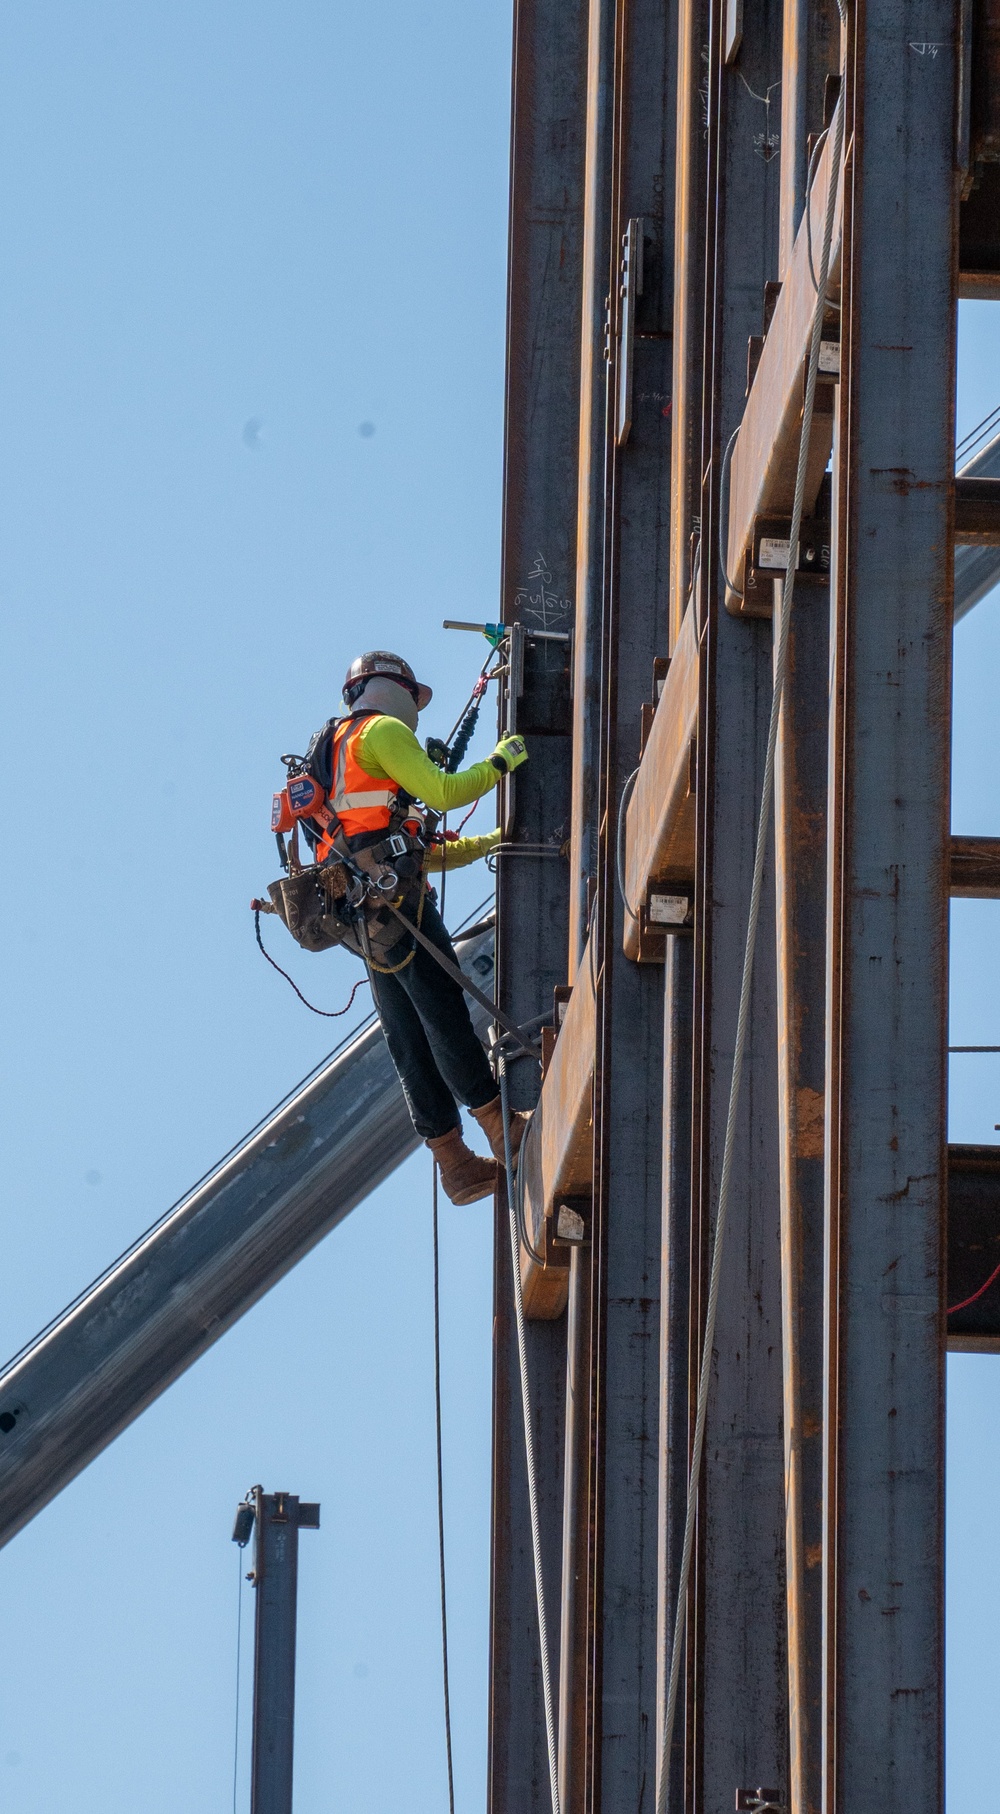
[366,895,497,1140]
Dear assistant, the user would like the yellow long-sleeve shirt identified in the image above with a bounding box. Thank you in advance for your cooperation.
[352,711,499,871]
[354,712,499,811]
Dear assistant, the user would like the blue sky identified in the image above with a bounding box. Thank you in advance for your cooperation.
[0,6,997,1808]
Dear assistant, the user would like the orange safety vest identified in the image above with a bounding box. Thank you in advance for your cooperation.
[313,714,415,861]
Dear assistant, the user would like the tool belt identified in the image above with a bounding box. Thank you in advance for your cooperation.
[265,827,428,970]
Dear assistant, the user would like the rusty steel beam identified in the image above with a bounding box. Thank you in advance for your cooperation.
[621,599,699,962]
[949,834,1000,896]
[683,0,790,1802]
[954,473,1000,543]
[821,1,955,1805]
[946,1145,1000,1354]
[519,934,596,1320]
[490,0,587,1803]
[777,0,840,272]
[724,124,842,616]
[774,576,829,1814]
[554,0,677,1804]
[667,0,711,649]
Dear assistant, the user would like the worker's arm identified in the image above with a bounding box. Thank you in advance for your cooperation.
[423,828,501,873]
[357,714,500,811]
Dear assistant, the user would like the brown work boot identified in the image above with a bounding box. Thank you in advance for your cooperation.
[427,1127,499,1205]
[468,1095,533,1166]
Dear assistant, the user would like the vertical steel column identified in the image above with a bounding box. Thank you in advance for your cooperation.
[557,0,679,1807]
[568,0,616,969]
[490,1,587,1807]
[667,0,710,650]
[656,937,694,1814]
[777,0,839,273]
[244,1489,320,1814]
[687,0,789,1803]
[823,4,954,1808]
[774,581,829,1814]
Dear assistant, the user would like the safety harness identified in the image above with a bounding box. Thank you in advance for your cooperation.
[266,712,433,972]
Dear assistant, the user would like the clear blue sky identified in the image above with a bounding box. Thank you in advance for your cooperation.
[0,7,997,1809]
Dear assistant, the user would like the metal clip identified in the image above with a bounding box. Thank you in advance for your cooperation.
[736,1790,784,1813]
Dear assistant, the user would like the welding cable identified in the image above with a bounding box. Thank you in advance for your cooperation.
[431,1161,457,1814]
[654,71,848,1814]
[253,908,370,1018]
[616,768,641,921]
[947,1258,1000,1316]
[497,1047,561,1814]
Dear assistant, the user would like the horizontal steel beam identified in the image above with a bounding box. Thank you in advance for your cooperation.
[621,599,699,961]
[517,931,598,1319]
[0,924,497,1548]
[955,474,1000,543]
[949,834,1000,896]
[947,1145,1000,1351]
[724,119,843,615]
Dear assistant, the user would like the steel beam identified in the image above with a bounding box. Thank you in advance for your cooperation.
[557,0,678,1803]
[0,923,495,1550]
[822,4,954,1805]
[490,0,587,1802]
[246,1490,320,1814]
[684,0,789,1801]
[774,577,829,1814]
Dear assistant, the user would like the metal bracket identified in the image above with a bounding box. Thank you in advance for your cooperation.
[736,1791,784,1813]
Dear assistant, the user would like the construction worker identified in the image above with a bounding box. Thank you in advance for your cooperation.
[309,650,530,1204]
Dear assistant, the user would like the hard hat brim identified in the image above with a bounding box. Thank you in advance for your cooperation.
[414,680,433,710]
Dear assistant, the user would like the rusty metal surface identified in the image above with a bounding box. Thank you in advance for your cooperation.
[622,597,699,959]
[949,834,1000,896]
[490,0,587,1802]
[774,583,829,1814]
[668,0,711,648]
[822,2,954,1803]
[520,929,597,1269]
[685,0,790,1802]
[777,0,840,271]
[725,126,843,614]
[954,473,1000,542]
[946,1145,1000,1352]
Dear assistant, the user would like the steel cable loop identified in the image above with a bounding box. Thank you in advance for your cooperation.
[615,767,641,921]
[654,71,847,1814]
[497,1050,561,1814]
[431,1160,457,1814]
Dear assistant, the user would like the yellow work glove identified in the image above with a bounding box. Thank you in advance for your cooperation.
[489,734,528,774]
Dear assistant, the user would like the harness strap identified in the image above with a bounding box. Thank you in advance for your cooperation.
[380,900,536,1056]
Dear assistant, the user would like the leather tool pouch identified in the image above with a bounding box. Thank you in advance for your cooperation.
[266,861,364,958]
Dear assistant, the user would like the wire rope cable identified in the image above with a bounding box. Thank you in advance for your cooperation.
[497,1049,561,1814]
[718,425,746,599]
[431,1160,457,1814]
[653,62,847,1814]
[615,767,641,921]
[956,403,1000,467]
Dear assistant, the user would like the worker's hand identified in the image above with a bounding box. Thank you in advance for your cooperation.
[489,734,528,774]
[425,736,449,769]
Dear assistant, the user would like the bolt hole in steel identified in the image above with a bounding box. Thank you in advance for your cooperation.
[0,1410,20,1434]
